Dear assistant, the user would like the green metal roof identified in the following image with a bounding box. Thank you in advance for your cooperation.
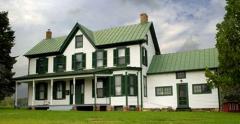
[147,48,219,74]
[25,36,67,56]
[25,22,152,56]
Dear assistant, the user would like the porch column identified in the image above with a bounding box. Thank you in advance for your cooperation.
[32,80,35,106]
[50,79,53,105]
[73,77,76,105]
[14,81,18,108]
[94,75,97,111]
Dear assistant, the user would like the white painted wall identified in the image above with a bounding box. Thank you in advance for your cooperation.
[146,71,219,109]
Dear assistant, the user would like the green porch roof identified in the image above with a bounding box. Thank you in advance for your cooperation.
[147,48,219,74]
[25,22,152,57]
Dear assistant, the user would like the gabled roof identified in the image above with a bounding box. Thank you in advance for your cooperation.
[25,22,160,57]
[147,48,219,74]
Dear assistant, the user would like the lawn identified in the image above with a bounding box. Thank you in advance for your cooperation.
[0,108,239,124]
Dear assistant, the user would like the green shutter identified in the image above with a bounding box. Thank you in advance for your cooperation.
[63,56,66,71]
[44,83,48,99]
[53,82,57,99]
[103,51,107,67]
[145,49,148,66]
[53,57,57,72]
[142,47,145,65]
[92,52,96,68]
[125,48,130,65]
[35,83,39,100]
[111,76,115,96]
[62,82,66,99]
[134,75,138,96]
[82,53,86,68]
[72,54,76,70]
[92,79,95,97]
[108,77,111,97]
[113,49,118,66]
[121,75,125,95]
[103,79,109,97]
[36,59,40,74]
[44,58,48,73]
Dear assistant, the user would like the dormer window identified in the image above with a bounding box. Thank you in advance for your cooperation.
[113,48,130,66]
[75,35,83,48]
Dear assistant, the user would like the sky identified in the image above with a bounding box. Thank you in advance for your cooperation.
[1,0,226,78]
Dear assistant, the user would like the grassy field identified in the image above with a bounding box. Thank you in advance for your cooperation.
[0,108,240,124]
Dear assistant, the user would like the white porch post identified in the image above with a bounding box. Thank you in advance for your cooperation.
[73,77,76,105]
[50,79,53,105]
[94,75,97,110]
[14,82,18,108]
[32,80,35,106]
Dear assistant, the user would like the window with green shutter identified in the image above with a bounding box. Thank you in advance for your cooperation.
[72,53,86,70]
[36,57,48,74]
[128,74,138,96]
[92,50,107,68]
[113,48,130,66]
[142,47,148,66]
[53,81,66,100]
[35,82,48,100]
[114,75,122,96]
[75,35,83,48]
[54,55,66,72]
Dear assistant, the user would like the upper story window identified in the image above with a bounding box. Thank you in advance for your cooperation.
[192,84,211,94]
[35,82,48,100]
[176,71,186,79]
[75,35,83,48]
[142,47,148,66]
[113,48,130,66]
[92,50,107,68]
[72,53,86,70]
[36,57,48,74]
[54,55,66,72]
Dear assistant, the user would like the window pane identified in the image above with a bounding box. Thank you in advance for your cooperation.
[76,35,83,48]
[57,91,62,99]
[193,85,201,93]
[115,76,121,95]
[130,87,134,95]
[97,89,103,97]
[76,54,82,62]
[40,92,44,99]
[97,52,103,59]
[115,87,121,96]
[97,81,103,88]
[118,57,125,65]
[118,49,125,57]
[97,60,103,67]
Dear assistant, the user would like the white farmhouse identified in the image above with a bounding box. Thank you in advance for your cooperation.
[14,13,219,111]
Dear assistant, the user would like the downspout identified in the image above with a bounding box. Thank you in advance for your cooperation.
[94,74,97,111]
[218,87,221,112]
[28,58,30,75]
[137,72,139,109]
[125,72,128,109]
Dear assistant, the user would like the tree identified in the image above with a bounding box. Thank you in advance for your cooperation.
[0,11,16,100]
[205,0,240,102]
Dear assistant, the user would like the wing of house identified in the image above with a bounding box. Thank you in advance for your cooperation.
[14,13,219,111]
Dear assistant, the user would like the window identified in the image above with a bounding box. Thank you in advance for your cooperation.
[92,50,107,68]
[115,76,122,96]
[53,81,66,99]
[193,84,211,94]
[113,48,130,66]
[72,53,86,70]
[36,57,48,74]
[35,83,47,100]
[128,75,138,96]
[143,76,147,97]
[145,34,148,45]
[155,86,172,96]
[75,35,83,48]
[97,79,104,98]
[54,55,66,72]
[176,71,186,79]
[142,47,148,66]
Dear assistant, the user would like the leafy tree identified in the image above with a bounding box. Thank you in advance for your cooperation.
[205,0,240,102]
[0,11,16,100]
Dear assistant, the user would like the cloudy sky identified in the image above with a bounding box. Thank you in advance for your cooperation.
[1,0,226,77]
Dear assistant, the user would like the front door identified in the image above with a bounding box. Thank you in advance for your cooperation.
[177,83,189,108]
[75,79,84,104]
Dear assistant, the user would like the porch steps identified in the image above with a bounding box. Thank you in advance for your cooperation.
[48,105,73,111]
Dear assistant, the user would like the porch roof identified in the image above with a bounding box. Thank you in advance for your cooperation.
[14,67,141,81]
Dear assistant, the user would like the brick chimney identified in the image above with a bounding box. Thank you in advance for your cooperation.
[46,29,52,39]
[140,13,148,24]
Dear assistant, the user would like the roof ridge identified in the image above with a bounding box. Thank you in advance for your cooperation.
[155,48,216,56]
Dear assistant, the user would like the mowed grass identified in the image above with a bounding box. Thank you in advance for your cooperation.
[0,108,240,124]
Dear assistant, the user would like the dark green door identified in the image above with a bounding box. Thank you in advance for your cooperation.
[177,83,189,108]
[75,79,84,104]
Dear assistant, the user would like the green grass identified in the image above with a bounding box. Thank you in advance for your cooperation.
[0,108,239,124]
